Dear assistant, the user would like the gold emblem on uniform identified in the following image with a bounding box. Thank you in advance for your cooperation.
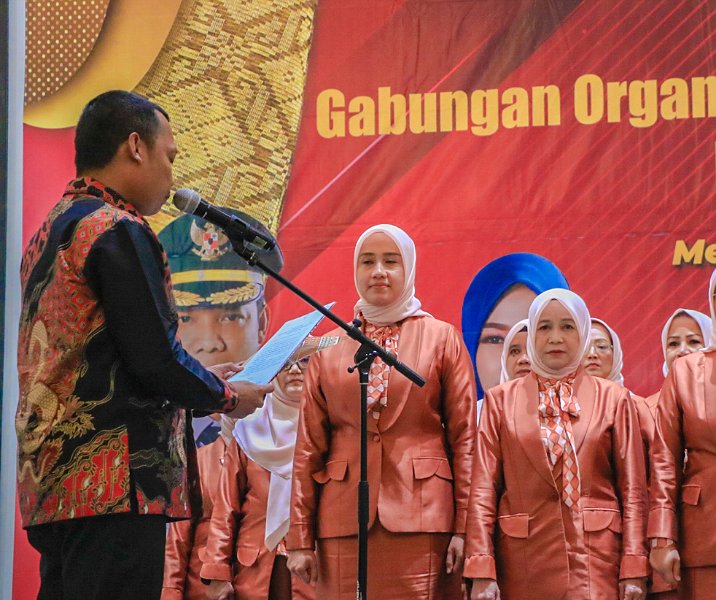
[190,221,231,261]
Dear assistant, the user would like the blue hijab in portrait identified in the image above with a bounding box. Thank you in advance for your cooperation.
[461,253,569,398]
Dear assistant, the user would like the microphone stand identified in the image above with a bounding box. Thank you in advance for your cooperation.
[230,238,425,600]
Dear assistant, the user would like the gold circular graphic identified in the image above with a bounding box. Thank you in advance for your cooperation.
[24,0,183,129]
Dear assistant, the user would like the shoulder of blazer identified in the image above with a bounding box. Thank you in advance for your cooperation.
[483,375,529,409]
[402,315,457,342]
[669,350,708,388]
[581,372,626,399]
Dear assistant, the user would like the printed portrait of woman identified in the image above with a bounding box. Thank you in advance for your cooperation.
[461,253,569,402]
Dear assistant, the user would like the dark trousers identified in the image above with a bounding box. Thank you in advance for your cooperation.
[27,513,167,600]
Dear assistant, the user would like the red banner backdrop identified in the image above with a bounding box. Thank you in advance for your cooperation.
[272,0,716,393]
[12,0,716,596]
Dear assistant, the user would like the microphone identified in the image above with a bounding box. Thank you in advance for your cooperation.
[172,188,276,250]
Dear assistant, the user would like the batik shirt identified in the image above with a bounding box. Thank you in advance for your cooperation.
[16,178,236,528]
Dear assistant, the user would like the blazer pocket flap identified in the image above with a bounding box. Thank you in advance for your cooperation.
[237,544,260,567]
[412,457,453,480]
[681,484,701,506]
[583,508,621,532]
[497,513,529,538]
[327,459,348,481]
[312,460,348,484]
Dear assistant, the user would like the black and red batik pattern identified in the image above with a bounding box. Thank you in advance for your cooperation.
[17,178,235,528]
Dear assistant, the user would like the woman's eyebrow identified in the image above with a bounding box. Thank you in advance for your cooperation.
[667,333,702,340]
[482,322,510,331]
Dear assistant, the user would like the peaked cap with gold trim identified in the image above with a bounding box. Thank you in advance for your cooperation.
[159,209,283,309]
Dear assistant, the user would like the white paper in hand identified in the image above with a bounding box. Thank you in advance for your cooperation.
[229,303,336,385]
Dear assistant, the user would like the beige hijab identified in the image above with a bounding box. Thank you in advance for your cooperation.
[232,378,300,551]
[660,308,711,375]
[527,289,591,380]
[353,224,430,326]
[706,268,716,352]
[499,319,529,384]
[590,318,624,386]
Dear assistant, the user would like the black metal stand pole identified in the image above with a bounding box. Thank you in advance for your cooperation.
[229,239,425,600]
[349,344,379,600]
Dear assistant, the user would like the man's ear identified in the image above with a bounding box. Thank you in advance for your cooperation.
[126,132,143,162]
[258,302,269,345]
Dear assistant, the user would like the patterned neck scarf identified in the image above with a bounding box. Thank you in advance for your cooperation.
[537,373,581,509]
[363,316,400,419]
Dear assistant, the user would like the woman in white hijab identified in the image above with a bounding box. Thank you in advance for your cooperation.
[464,289,648,600]
[643,309,711,420]
[286,224,476,599]
[582,318,624,385]
[649,269,716,600]
[499,319,530,383]
[660,309,711,377]
[200,358,316,600]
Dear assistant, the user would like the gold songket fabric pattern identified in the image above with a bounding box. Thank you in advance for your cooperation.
[137,0,316,235]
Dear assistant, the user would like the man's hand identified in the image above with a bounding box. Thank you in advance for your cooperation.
[227,381,273,419]
[619,577,646,600]
[650,542,681,585]
[287,549,318,585]
[445,534,464,574]
[207,361,243,381]
[471,578,500,600]
[205,580,233,600]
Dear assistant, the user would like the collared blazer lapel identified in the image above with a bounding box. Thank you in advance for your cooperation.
[571,371,595,454]
[514,373,556,488]
[380,317,425,432]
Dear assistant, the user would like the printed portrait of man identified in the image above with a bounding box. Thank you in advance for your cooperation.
[158,209,282,445]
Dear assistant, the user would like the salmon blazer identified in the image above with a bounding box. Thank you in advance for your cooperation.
[648,350,716,567]
[200,444,314,600]
[286,316,476,550]
[162,438,228,600]
[464,372,648,598]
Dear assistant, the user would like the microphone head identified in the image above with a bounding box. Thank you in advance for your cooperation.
[173,188,202,214]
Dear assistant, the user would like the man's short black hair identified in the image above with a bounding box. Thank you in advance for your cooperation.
[74,90,170,175]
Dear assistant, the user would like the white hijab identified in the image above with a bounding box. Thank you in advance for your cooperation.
[706,268,716,352]
[499,319,529,384]
[527,289,591,380]
[232,383,300,551]
[353,224,430,326]
[590,318,624,386]
[660,308,711,375]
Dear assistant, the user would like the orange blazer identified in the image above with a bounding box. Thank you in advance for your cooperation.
[200,442,313,600]
[162,437,228,600]
[631,394,654,476]
[643,391,660,421]
[464,372,648,599]
[632,393,677,595]
[286,316,476,550]
[648,350,716,567]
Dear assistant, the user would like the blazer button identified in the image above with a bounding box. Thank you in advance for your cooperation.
[373,434,381,443]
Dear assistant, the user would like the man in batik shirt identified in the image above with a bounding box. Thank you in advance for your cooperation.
[16,90,272,599]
